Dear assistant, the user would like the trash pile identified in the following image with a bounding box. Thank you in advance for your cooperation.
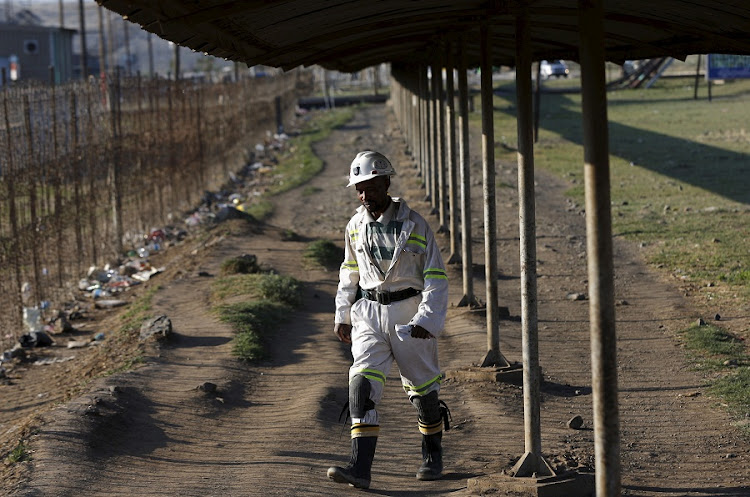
[1,130,292,373]
[186,131,290,226]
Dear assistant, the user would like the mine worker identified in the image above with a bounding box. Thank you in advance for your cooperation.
[327,150,450,489]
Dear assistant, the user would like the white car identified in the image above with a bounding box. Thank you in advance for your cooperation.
[540,60,569,79]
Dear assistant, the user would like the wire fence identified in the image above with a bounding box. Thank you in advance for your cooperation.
[0,69,312,349]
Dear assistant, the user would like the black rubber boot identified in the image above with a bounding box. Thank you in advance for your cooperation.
[417,432,443,480]
[327,436,377,489]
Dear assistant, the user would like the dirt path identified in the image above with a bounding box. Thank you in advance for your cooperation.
[11,103,749,496]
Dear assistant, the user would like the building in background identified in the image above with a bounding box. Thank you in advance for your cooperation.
[0,22,75,84]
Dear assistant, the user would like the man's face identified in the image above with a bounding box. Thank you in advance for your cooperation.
[355,176,390,217]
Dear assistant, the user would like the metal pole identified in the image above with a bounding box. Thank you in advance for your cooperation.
[445,41,460,263]
[457,35,476,308]
[693,54,701,100]
[479,23,509,368]
[436,52,448,231]
[97,6,106,79]
[578,1,621,495]
[422,66,429,186]
[148,33,155,78]
[430,63,439,211]
[78,0,88,79]
[534,61,541,143]
[422,66,432,199]
[123,18,132,76]
[510,12,554,478]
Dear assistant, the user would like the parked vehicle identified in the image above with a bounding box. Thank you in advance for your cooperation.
[540,60,569,79]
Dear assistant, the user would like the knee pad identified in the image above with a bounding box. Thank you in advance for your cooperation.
[349,375,376,418]
[411,390,441,424]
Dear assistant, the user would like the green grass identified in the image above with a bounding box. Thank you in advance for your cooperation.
[677,322,749,431]
[216,300,292,361]
[212,273,267,301]
[681,323,747,368]
[245,107,354,220]
[5,441,31,464]
[220,254,261,276]
[710,368,750,433]
[258,274,302,307]
[212,257,303,361]
[303,239,344,271]
[118,285,160,337]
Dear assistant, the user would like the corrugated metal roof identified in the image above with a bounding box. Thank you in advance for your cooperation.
[96,1,750,72]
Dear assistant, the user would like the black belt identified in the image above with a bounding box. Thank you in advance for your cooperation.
[362,287,420,305]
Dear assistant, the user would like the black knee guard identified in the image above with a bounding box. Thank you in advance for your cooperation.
[349,374,376,418]
[411,391,442,434]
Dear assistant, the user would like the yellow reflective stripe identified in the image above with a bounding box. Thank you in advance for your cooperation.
[424,268,447,280]
[407,234,426,249]
[349,229,359,242]
[351,423,380,438]
[354,368,386,385]
[418,420,443,435]
[341,260,359,270]
[403,373,443,395]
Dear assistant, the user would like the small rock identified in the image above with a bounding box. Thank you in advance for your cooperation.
[199,382,217,393]
[566,292,587,301]
[567,415,584,430]
[616,300,629,306]
[139,315,172,341]
[723,359,739,367]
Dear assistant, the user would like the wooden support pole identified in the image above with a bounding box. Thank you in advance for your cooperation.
[430,63,439,210]
[578,1,621,495]
[422,66,432,198]
[445,41,460,263]
[511,12,555,478]
[479,23,509,368]
[457,35,477,308]
[436,52,447,231]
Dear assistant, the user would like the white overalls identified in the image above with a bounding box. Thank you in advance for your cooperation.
[335,198,449,431]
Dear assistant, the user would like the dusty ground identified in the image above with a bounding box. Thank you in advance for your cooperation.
[2,103,749,496]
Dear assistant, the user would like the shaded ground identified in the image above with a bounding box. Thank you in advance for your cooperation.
[3,103,749,496]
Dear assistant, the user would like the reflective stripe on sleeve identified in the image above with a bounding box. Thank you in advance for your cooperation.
[423,268,447,280]
[406,233,427,249]
[341,260,359,271]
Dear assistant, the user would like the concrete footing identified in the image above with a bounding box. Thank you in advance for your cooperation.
[467,471,594,497]
[445,363,526,385]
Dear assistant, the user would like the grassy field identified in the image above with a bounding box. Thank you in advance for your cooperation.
[486,75,750,310]
[482,69,750,429]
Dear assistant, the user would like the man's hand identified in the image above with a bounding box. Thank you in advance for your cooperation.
[334,323,352,344]
[410,324,434,339]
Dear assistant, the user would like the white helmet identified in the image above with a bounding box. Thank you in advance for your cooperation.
[347,151,396,187]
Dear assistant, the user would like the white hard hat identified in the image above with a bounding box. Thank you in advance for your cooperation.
[347,151,396,187]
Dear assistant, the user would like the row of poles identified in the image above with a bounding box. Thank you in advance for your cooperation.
[390,3,619,497]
